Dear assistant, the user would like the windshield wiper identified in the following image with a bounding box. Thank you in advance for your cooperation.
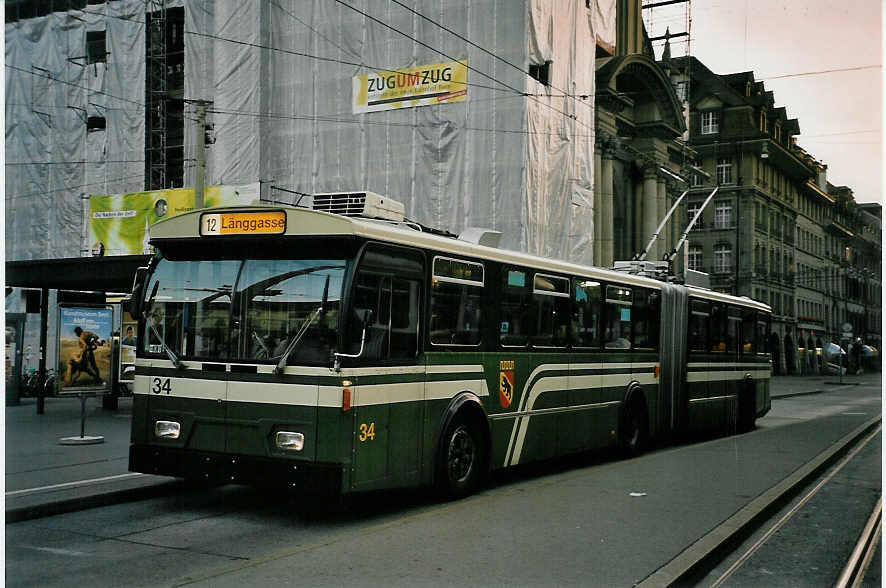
[274,275,330,375]
[145,282,186,370]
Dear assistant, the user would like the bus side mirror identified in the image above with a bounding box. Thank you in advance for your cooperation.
[128,267,149,318]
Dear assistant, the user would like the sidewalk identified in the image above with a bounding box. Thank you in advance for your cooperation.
[5,371,883,523]
[5,394,178,522]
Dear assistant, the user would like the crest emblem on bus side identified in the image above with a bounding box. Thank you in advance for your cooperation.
[499,370,514,409]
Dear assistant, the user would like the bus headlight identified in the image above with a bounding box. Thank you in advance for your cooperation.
[275,431,305,451]
[154,420,181,439]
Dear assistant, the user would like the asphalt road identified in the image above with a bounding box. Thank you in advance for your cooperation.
[6,379,882,588]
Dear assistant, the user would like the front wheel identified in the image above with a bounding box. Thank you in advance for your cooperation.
[436,416,485,499]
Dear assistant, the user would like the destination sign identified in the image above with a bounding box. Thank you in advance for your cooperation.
[200,211,286,236]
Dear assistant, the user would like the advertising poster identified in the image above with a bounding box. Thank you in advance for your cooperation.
[119,311,138,385]
[353,60,468,114]
[88,183,260,256]
[57,306,114,394]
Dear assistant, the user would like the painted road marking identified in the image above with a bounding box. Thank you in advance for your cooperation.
[6,472,145,497]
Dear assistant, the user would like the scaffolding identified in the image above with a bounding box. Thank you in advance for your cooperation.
[146,0,167,190]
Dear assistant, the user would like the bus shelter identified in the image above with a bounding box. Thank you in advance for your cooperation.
[5,255,149,411]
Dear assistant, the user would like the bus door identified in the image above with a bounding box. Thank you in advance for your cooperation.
[348,246,425,491]
[685,299,710,429]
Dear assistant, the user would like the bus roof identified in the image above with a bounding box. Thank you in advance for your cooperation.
[149,205,771,312]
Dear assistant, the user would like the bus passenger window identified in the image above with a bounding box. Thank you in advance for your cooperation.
[501,268,530,347]
[346,246,424,363]
[390,278,421,359]
[573,279,601,348]
[756,312,770,355]
[632,288,660,351]
[689,300,709,353]
[709,303,726,353]
[430,258,483,346]
[742,309,756,354]
[350,272,390,360]
[532,274,569,347]
[604,286,631,350]
[726,306,741,354]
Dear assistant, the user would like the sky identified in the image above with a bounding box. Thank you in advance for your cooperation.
[644,0,882,204]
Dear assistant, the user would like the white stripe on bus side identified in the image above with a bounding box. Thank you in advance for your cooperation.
[508,368,656,466]
[226,380,318,405]
[686,369,772,383]
[133,374,221,401]
[135,359,484,378]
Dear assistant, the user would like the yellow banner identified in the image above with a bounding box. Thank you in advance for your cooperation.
[87,183,260,255]
[353,60,467,114]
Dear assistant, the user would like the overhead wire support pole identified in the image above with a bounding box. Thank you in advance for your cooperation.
[189,100,213,209]
[637,188,689,261]
[667,186,719,263]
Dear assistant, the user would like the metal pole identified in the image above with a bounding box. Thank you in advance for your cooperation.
[194,101,206,209]
[80,394,87,438]
[37,287,48,415]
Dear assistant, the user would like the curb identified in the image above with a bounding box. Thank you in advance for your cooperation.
[636,415,882,587]
[6,479,181,523]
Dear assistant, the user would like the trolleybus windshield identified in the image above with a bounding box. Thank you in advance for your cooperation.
[143,256,348,365]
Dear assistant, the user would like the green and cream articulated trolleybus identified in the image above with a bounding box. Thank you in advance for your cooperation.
[128,192,772,498]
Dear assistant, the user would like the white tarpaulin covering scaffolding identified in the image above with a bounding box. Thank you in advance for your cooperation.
[7,0,596,264]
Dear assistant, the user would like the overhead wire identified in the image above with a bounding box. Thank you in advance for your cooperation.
[5,63,145,109]
[6,174,145,203]
[386,0,595,110]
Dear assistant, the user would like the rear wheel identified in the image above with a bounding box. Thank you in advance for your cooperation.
[620,397,648,458]
[437,415,485,499]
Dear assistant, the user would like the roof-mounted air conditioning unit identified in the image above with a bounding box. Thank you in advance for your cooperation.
[312,191,405,222]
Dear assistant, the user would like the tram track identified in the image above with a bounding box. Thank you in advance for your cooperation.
[707,424,881,587]
[835,497,881,588]
[637,415,882,587]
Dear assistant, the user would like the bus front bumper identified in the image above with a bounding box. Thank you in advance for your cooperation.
[129,444,344,494]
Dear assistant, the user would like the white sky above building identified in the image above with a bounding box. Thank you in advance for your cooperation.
[647,0,882,204]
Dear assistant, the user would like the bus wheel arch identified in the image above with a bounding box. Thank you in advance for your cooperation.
[433,392,490,499]
[619,384,649,458]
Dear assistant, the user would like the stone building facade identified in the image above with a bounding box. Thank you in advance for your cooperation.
[662,55,881,374]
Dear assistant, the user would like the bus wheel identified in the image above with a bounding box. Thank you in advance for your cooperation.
[620,397,648,458]
[437,415,483,499]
